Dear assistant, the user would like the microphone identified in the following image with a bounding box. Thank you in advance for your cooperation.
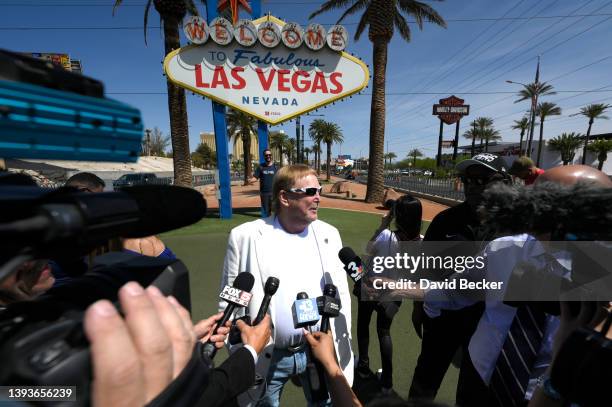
[292,292,320,329]
[317,284,341,333]
[253,277,280,325]
[203,272,255,360]
[0,185,207,263]
[338,247,364,283]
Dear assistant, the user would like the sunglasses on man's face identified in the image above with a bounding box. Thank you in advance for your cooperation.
[287,187,323,196]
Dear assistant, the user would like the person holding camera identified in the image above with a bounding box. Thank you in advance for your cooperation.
[356,194,423,394]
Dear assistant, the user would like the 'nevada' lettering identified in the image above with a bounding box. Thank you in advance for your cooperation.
[242,96,298,106]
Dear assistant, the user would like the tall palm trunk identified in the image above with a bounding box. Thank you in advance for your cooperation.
[317,141,322,175]
[326,141,332,181]
[597,153,606,170]
[485,138,489,152]
[582,119,593,164]
[365,38,388,203]
[519,129,525,156]
[470,136,476,157]
[537,119,545,166]
[242,133,252,185]
[278,145,283,167]
[162,15,192,187]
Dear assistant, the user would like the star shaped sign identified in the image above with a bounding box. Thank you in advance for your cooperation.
[217,0,252,24]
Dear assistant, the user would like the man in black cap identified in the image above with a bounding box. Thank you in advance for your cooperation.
[409,153,511,405]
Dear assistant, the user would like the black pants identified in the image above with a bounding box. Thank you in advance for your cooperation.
[260,193,273,218]
[408,302,485,405]
[356,300,400,388]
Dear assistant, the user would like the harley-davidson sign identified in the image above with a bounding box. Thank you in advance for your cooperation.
[165,15,369,125]
[433,95,469,125]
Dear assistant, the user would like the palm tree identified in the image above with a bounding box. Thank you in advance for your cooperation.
[269,131,288,167]
[226,109,256,185]
[513,81,556,157]
[587,138,612,170]
[303,147,312,165]
[310,0,446,203]
[573,103,611,164]
[309,119,327,175]
[535,102,561,166]
[286,138,296,164]
[464,120,479,157]
[318,121,344,181]
[387,152,397,168]
[408,148,423,168]
[512,116,530,156]
[113,0,204,187]
[548,132,583,165]
[482,128,501,153]
[472,117,494,152]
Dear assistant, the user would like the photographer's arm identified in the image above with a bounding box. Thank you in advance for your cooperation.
[304,330,363,407]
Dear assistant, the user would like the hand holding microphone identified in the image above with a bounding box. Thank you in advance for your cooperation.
[202,272,255,360]
[229,276,279,345]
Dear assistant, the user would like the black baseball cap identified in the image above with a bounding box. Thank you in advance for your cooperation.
[455,153,508,175]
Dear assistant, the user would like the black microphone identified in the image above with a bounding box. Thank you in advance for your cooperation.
[338,247,364,283]
[0,185,207,264]
[253,277,280,325]
[317,284,340,333]
[202,272,255,360]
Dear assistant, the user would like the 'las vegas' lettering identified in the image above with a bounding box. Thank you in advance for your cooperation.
[194,65,344,94]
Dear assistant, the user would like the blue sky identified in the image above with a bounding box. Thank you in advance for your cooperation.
[1,0,611,160]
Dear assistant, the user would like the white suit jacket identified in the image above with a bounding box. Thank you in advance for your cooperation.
[218,216,354,394]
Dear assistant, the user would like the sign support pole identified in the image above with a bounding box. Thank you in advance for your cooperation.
[208,4,232,218]
[251,0,270,212]
[452,120,460,162]
[436,119,444,168]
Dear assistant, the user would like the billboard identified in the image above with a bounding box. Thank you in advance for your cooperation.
[164,15,369,125]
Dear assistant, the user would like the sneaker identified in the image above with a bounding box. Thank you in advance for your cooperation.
[356,359,370,378]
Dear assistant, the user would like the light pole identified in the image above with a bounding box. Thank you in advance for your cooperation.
[506,80,537,157]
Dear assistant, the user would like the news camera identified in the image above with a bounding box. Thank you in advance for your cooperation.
[0,49,207,405]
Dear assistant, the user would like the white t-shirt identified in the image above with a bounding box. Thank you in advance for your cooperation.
[270,217,326,348]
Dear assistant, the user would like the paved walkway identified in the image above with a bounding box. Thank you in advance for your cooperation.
[203,176,448,221]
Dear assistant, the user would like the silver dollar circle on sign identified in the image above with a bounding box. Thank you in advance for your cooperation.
[326,25,348,51]
[183,16,209,45]
[234,19,258,47]
[305,23,326,51]
[258,21,281,48]
[281,22,304,49]
[210,17,234,46]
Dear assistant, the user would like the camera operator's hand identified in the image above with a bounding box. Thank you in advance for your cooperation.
[84,283,196,406]
[193,312,232,348]
[236,314,271,354]
[552,301,609,358]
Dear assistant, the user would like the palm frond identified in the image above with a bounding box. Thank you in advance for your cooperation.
[398,0,447,29]
[394,12,411,42]
[112,0,122,16]
[354,8,370,41]
[336,0,369,24]
[309,0,357,20]
[143,0,153,45]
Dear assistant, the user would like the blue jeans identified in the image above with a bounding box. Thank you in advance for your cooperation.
[257,348,332,407]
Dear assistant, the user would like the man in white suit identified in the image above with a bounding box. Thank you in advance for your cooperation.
[219,164,353,406]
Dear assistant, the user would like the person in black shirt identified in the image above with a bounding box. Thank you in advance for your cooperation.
[409,153,511,406]
[252,149,278,218]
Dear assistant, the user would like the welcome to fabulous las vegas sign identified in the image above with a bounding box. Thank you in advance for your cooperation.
[164,15,370,125]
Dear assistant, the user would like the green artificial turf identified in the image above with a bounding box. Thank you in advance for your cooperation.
[161,207,457,405]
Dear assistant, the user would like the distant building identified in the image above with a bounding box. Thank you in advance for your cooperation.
[23,52,83,73]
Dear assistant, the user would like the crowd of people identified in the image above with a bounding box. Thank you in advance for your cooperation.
[1,151,611,407]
